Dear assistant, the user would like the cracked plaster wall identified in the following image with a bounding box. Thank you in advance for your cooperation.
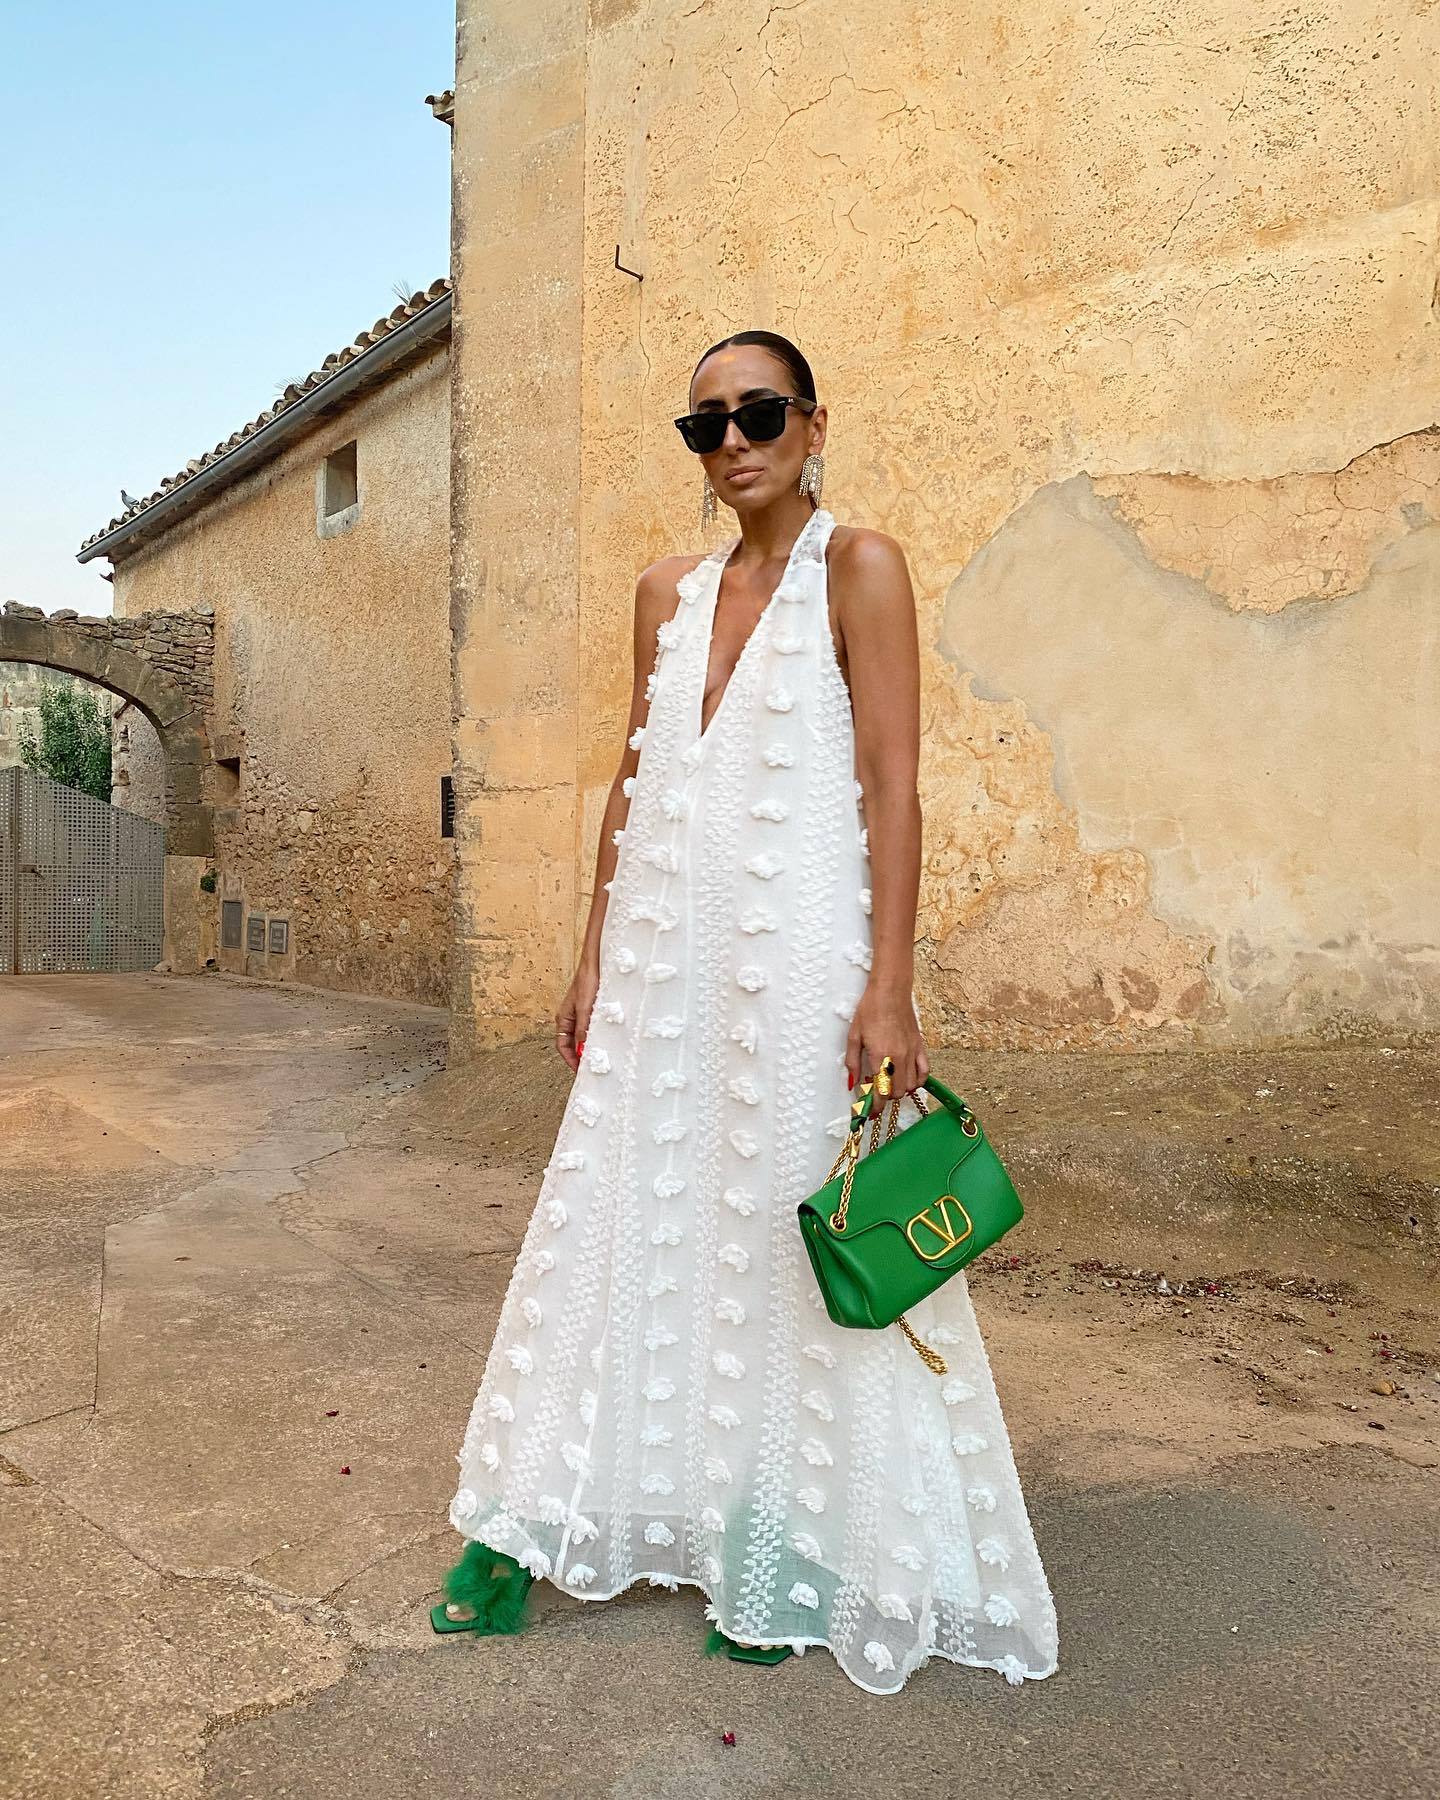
[452,0,1440,1047]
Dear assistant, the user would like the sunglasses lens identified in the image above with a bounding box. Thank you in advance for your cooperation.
[736,398,789,442]
[677,414,726,454]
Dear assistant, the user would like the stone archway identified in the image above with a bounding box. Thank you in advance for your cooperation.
[0,602,215,968]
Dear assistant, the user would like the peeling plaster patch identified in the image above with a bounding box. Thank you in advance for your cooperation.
[940,476,1440,1039]
[1095,427,1440,613]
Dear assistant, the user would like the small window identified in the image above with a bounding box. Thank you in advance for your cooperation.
[221,900,242,949]
[246,915,267,953]
[319,440,359,530]
[268,918,290,956]
[440,774,455,839]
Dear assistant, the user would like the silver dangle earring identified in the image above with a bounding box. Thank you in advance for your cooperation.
[700,472,718,529]
[799,452,825,505]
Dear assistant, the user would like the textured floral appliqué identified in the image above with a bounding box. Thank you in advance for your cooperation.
[612,946,638,974]
[951,1433,989,1456]
[876,1593,914,1622]
[519,1546,552,1579]
[738,908,779,934]
[571,1513,598,1543]
[761,743,796,767]
[977,1536,1012,1570]
[520,1297,543,1328]
[863,1641,896,1674]
[643,1521,675,1547]
[942,1379,978,1405]
[795,1486,826,1513]
[703,1455,732,1484]
[729,1018,759,1053]
[717,1242,750,1272]
[573,1094,603,1126]
[998,1653,1029,1686]
[536,1494,567,1525]
[749,798,789,822]
[728,1128,761,1158]
[798,1438,833,1467]
[712,1350,746,1379]
[639,843,680,873]
[565,1563,597,1588]
[843,939,873,971]
[643,1376,676,1402]
[700,1506,726,1533]
[628,725,646,749]
[722,1186,757,1215]
[487,1395,515,1422]
[659,788,687,820]
[707,1403,741,1429]
[647,1274,678,1299]
[744,849,785,877]
[651,1118,687,1145]
[764,687,795,712]
[727,1075,762,1104]
[451,1487,478,1521]
[643,962,678,984]
[967,1485,998,1513]
[630,896,678,931]
[560,1441,590,1476]
[984,1593,1021,1628]
[801,1343,837,1368]
[792,1532,824,1561]
[643,1325,679,1351]
[649,1221,683,1247]
[578,1389,596,1426]
[543,1198,567,1230]
[891,1544,926,1572]
[713,1297,746,1325]
[643,1014,684,1039]
[788,1581,820,1608]
[640,1471,675,1496]
[551,1149,585,1171]
[652,1171,687,1198]
[640,1424,673,1447]
[734,965,768,992]
[584,1043,612,1072]
[800,1389,835,1422]
[478,1443,500,1471]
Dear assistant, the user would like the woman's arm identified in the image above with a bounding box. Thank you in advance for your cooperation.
[555,555,702,1070]
[828,528,930,1097]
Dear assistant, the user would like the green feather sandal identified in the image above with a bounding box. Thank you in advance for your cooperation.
[430,1540,535,1636]
[703,1624,795,1665]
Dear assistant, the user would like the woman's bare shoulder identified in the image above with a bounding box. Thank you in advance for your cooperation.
[826,521,908,575]
[637,548,710,595]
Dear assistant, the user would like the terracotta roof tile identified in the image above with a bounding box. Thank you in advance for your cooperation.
[80,278,451,553]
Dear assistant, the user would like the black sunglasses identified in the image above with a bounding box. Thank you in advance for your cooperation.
[673,394,816,455]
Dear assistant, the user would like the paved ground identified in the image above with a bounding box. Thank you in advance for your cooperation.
[0,974,1435,1799]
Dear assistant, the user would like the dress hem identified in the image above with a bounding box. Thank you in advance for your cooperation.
[448,1520,1059,1699]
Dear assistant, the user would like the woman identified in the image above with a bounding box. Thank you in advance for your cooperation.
[435,330,1058,1694]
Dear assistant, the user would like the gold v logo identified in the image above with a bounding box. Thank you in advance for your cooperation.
[905,1193,974,1262]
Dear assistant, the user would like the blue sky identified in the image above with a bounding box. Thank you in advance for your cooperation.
[2,3,454,613]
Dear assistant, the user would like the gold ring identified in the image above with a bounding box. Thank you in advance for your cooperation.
[874,1054,895,1097]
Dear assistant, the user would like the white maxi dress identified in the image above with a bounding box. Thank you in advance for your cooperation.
[449,506,1059,1694]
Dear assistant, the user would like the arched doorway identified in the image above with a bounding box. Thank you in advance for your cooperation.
[0,605,214,970]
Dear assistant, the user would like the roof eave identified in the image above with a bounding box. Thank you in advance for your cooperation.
[78,290,452,567]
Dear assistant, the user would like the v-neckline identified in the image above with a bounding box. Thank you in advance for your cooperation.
[692,508,825,749]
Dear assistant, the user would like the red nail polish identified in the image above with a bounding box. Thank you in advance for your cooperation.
[847,1069,855,1089]
[577,1039,585,1055]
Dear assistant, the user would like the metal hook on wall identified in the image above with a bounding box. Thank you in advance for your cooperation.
[614,245,643,281]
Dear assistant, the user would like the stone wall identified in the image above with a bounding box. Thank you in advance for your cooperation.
[450,0,1440,1051]
[110,350,454,1007]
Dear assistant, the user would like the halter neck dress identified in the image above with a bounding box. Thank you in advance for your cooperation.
[448,506,1059,1693]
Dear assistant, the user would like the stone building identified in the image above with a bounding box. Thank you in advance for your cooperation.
[77,281,455,1006]
[446,0,1439,1053]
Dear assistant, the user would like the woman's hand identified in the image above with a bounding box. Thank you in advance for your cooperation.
[556,959,600,1073]
[845,978,929,1097]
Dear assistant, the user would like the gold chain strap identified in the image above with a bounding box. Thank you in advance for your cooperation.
[821,1081,948,1375]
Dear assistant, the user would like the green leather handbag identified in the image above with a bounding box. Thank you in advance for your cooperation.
[796,1069,1023,1373]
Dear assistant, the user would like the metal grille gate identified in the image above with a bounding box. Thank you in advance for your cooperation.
[0,766,165,974]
